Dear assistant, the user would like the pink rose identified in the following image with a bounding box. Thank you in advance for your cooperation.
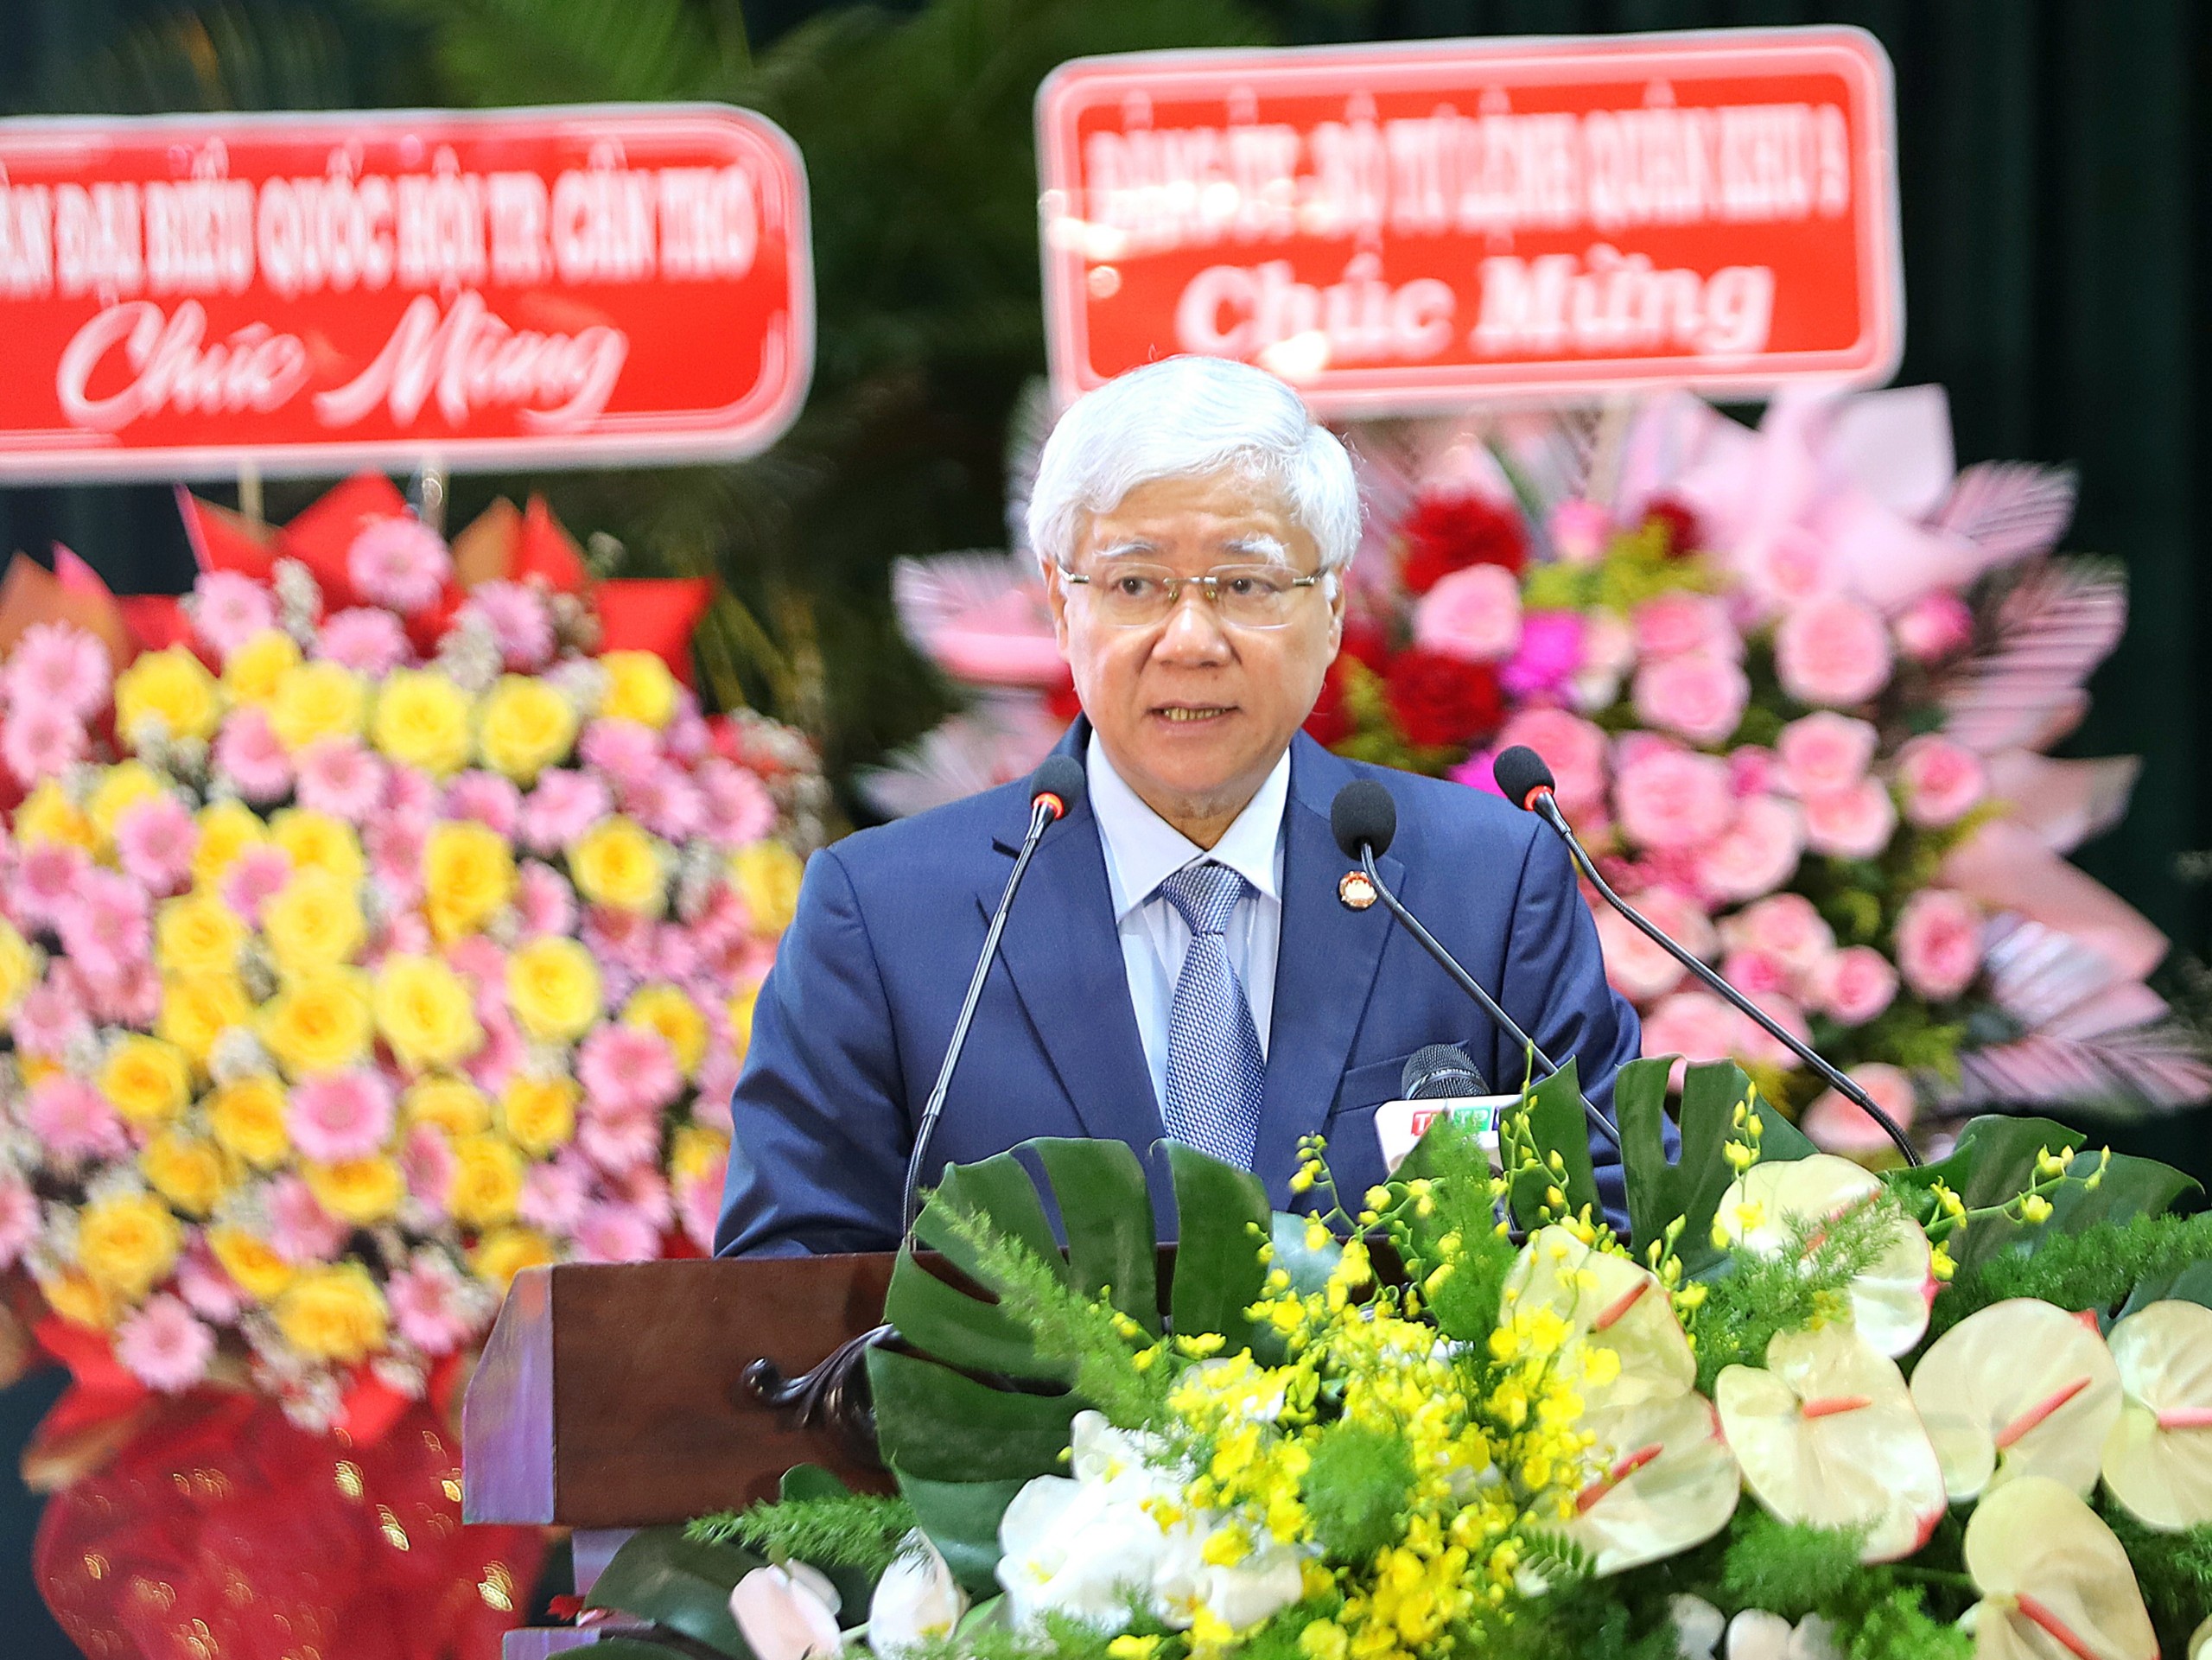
[1802,1062,1918,1155]
[1632,593,1739,662]
[1494,708,1609,818]
[1573,609,1636,712]
[1613,747,1736,851]
[1894,735,1986,828]
[1640,989,1743,1087]
[1812,945,1899,1027]
[1723,893,1836,980]
[1893,591,1974,664]
[1801,777,1898,860]
[1694,795,1803,905]
[1719,949,1791,999]
[1728,746,1782,798]
[1731,992,1812,1072]
[1596,906,1687,1002]
[1774,594,1893,707]
[1548,499,1611,566]
[1777,712,1878,797]
[1632,652,1751,747]
[1412,563,1523,663]
[1895,888,1981,1002]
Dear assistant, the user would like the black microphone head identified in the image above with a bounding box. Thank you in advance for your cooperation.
[1402,1043,1487,1100]
[1492,745,1557,811]
[1030,755,1086,821]
[1330,779,1397,860]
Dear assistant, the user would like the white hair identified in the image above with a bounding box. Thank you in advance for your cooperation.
[1025,357,1361,576]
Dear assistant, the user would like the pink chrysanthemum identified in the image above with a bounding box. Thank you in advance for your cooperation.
[698,760,776,848]
[113,793,199,896]
[266,1174,348,1263]
[455,581,556,672]
[445,772,522,839]
[12,840,91,930]
[11,979,91,1062]
[22,1073,128,1161]
[581,905,657,976]
[387,1252,479,1355]
[624,766,703,843]
[663,699,710,763]
[294,737,386,824]
[3,622,111,719]
[175,1243,245,1322]
[652,923,703,984]
[1,700,89,785]
[0,1174,39,1269]
[514,862,577,939]
[571,1200,659,1264]
[676,1168,723,1254]
[346,517,452,614]
[576,1100,660,1173]
[399,1122,456,1215]
[221,843,295,925]
[519,770,612,855]
[286,1071,396,1163]
[113,1294,217,1393]
[576,1025,680,1116]
[384,763,437,819]
[317,607,413,677]
[464,1010,525,1097]
[54,869,150,985]
[189,570,279,658]
[213,706,294,804]
[518,1154,591,1234]
[85,961,162,1026]
[578,719,660,788]
[605,1163,674,1231]
[365,817,428,907]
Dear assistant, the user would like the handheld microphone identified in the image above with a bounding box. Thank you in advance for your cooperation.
[901,754,1087,1229]
[1402,1043,1487,1100]
[1491,745,1921,1168]
[1328,779,1619,1149]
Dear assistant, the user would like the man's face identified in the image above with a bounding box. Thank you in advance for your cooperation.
[1047,468,1344,843]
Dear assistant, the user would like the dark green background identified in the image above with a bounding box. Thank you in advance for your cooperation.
[0,1,2204,1652]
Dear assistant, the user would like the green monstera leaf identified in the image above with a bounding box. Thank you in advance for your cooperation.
[1617,1057,1813,1272]
[584,1526,760,1657]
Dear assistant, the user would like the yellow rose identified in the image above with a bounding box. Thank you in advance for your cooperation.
[208,1224,294,1301]
[471,1227,556,1293]
[731,841,804,937]
[728,985,760,1065]
[304,1157,405,1225]
[505,937,601,1044]
[156,972,251,1067]
[221,628,303,706]
[100,1034,192,1129]
[77,1190,182,1301]
[371,669,474,778]
[87,761,165,845]
[115,646,224,745]
[372,954,482,1072]
[268,660,368,751]
[403,1074,492,1138]
[598,650,679,729]
[624,983,708,1078]
[140,1129,232,1218]
[207,1074,291,1168]
[478,675,580,784]
[257,968,373,1078]
[570,817,665,914]
[16,781,95,851]
[448,1133,524,1230]
[499,1075,577,1158]
[260,866,367,975]
[423,820,515,942]
[156,890,248,978]
[191,798,268,887]
[39,1267,118,1331]
[0,919,38,1019]
[670,1123,730,1184]
[273,1263,387,1362]
[270,808,365,886]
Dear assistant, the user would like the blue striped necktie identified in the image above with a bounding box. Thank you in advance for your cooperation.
[1155,860,1265,1168]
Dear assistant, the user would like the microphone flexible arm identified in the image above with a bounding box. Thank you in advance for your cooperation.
[1356,844,1620,1151]
[901,792,1062,1231]
[1525,791,1921,1168]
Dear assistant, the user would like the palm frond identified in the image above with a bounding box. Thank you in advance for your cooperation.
[854,691,1062,818]
[1942,1027,2212,1116]
[1936,461,2078,564]
[1001,378,1055,557]
[372,0,742,105]
[49,2,361,113]
[1940,557,2127,754]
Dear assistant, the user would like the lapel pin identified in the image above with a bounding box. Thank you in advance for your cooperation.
[1338,870,1377,911]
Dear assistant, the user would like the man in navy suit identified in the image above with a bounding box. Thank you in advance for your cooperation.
[716,357,1641,1256]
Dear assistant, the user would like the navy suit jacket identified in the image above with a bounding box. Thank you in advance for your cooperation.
[715,724,1643,1256]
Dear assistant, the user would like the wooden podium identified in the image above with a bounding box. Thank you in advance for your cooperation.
[462,1256,899,1656]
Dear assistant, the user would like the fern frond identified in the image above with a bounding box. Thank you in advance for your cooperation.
[1936,461,2078,564]
[1940,557,2127,754]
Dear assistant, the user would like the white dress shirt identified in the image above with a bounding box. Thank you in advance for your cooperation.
[1086,733,1289,1110]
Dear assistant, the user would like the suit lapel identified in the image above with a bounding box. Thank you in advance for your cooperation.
[1252,736,1400,1199]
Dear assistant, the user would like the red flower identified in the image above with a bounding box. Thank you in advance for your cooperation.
[1398,493,1528,595]
[1045,681,1084,723]
[1383,649,1503,748]
[1305,659,1354,747]
[1338,614,1391,671]
[1643,495,1701,557]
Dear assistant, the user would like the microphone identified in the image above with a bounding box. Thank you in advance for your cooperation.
[1328,779,1619,1149]
[1491,745,1920,1168]
[1403,1043,1487,1100]
[901,755,1087,1229]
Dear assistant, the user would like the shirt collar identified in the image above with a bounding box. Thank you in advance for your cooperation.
[1087,733,1290,924]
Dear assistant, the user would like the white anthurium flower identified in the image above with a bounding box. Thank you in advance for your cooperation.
[1566,1390,1741,1574]
[868,1530,967,1657]
[2101,1299,2212,1530]
[1714,1322,1947,1563]
[1910,1298,2121,1502]
[1960,1476,2157,1660]
[730,1564,844,1660]
[995,1411,1187,1632]
[1716,1154,1939,1358]
[1669,1594,1727,1660]
[2189,1612,2211,1660]
[1726,1610,1842,1660]
[1503,1224,1696,1410]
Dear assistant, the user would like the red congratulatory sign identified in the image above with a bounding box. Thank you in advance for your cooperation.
[1039,29,1900,414]
[0,105,810,480]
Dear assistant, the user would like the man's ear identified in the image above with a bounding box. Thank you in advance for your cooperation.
[1044,561,1074,656]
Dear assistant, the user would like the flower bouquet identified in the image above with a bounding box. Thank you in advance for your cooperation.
[868,385,2208,1149]
[571,1059,2212,1660]
[0,475,823,1656]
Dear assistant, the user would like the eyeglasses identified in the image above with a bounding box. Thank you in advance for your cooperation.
[1057,562,1325,630]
